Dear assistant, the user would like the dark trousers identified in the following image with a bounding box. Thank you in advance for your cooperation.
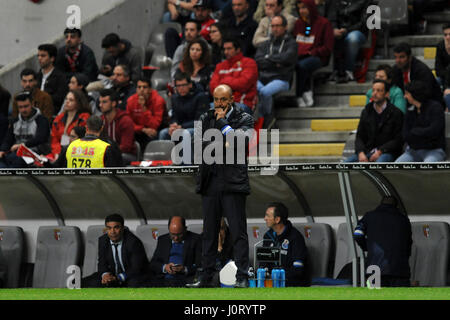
[164,28,182,59]
[0,153,27,168]
[81,272,150,288]
[201,192,249,281]
[381,275,411,287]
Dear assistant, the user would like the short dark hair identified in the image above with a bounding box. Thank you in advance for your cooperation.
[273,14,288,27]
[114,64,130,78]
[38,44,57,59]
[99,88,118,102]
[101,33,121,48]
[372,79,390,92]
[185,20,201,32]
[276,0,283,6]
[64,28,82,37]
[105,213,124,226]
[267,202,289,225]
[442,23,450,31]
[375,64,393,80]
[222,38,242,50]
[15,91,32,103]
[174,71,191,83]
[404,80,430,103]
[72,126,86,139]
[393,42,411,56]
[137,77,152,87]
[168,216,186,229]
[86,115,103,133]
[20,68,36,80]
[381,196,398,207]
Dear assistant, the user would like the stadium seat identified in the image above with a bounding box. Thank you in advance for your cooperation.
[409,221,450,287]
[341,131,356,160]
[158,90,172,111]
[294,223,335,278]
[135,224,167,261]
[187,224,203,236]
[32,226,83,288]
[378,0,408,58]
[333,223,354,279]
[82,225,106,277]
[0,226,25,288]
[247,222,268,269]
[148,22,182,46]
[143,140,175,161]
[151,68,171,91]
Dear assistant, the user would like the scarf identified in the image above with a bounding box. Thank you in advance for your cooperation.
[65,44,81,72]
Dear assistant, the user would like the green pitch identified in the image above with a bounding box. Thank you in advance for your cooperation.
[0,287,449,300]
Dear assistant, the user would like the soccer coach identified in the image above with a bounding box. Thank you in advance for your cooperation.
[188,84,254,288]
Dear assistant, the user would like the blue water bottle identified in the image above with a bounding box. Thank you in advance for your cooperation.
[279,269,286,288]
[257,268,265,288]
[271,269,279,288]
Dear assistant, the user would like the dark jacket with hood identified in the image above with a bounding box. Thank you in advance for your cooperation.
[435,40,450,88]
[324,0,370,36]
[102,109,137,155]
[263,220,311,287]
[101,39,142,82]
[170,82,210,129]
[195,104,254,195]
[55,43,99,82]
[255,32,298,84]
[293,0,334,65]
[1,107,50,154]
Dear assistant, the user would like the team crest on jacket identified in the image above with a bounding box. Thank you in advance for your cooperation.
[253,227,260,239]
[54,229,61,241]
[152,228,159,240]
[0,230,3,241]
[304,226,311,239]
[423,225,430,238]
[282,239,289,249]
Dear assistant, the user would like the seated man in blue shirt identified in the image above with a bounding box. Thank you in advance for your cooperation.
[262,202,311,287]
[150,216,202,287]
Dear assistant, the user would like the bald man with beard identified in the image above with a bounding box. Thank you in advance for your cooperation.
[149,216,202,287]
[187,85,254,288]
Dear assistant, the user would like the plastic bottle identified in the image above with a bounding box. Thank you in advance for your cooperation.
[271,269,279,288]
[279,269,285,288]
[257,268,265,288]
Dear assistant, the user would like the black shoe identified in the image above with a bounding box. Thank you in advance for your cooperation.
[262,114,276,130]
[337,74,348,84]
[186,277,217,288]
[234,278,248,288]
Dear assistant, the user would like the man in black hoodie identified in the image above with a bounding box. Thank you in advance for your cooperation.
[159,72,209,140]
[101,33,143,83]
[0,92,50,168]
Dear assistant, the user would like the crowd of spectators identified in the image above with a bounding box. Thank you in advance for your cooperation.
[0,0,448,167]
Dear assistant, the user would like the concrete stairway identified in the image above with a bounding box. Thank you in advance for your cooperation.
[272,9,450,164]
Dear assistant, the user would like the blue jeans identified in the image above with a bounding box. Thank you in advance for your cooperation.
[395,147,446,162]
[159,127,194,140]
[257,80,289,117]
[334,30,367,73]
[0,153,28,168]
[296,56,322,96]
[344,152,395,163]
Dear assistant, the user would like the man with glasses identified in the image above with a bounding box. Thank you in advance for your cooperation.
[254,14,297,129]
[150,216,202,287]
[252,0,296,48]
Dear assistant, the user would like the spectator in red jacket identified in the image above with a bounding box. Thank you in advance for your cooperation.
[209,38,258,114]
[50,89,91,160]
[294,0,333,107]
[126,78,167,150]
[99,88,137,164]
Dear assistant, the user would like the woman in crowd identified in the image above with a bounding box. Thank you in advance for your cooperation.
[210,23,226,65]
[49,89,91,161]
[58,73,99,116]
[176,38,214,93]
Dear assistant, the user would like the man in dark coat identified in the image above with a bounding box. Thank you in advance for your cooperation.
[82,214,150,288]
[345,79,404,162]
[263,202,311,287]
[150,216,202,287]
[187,84,254,288]
[354,196,412,287]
